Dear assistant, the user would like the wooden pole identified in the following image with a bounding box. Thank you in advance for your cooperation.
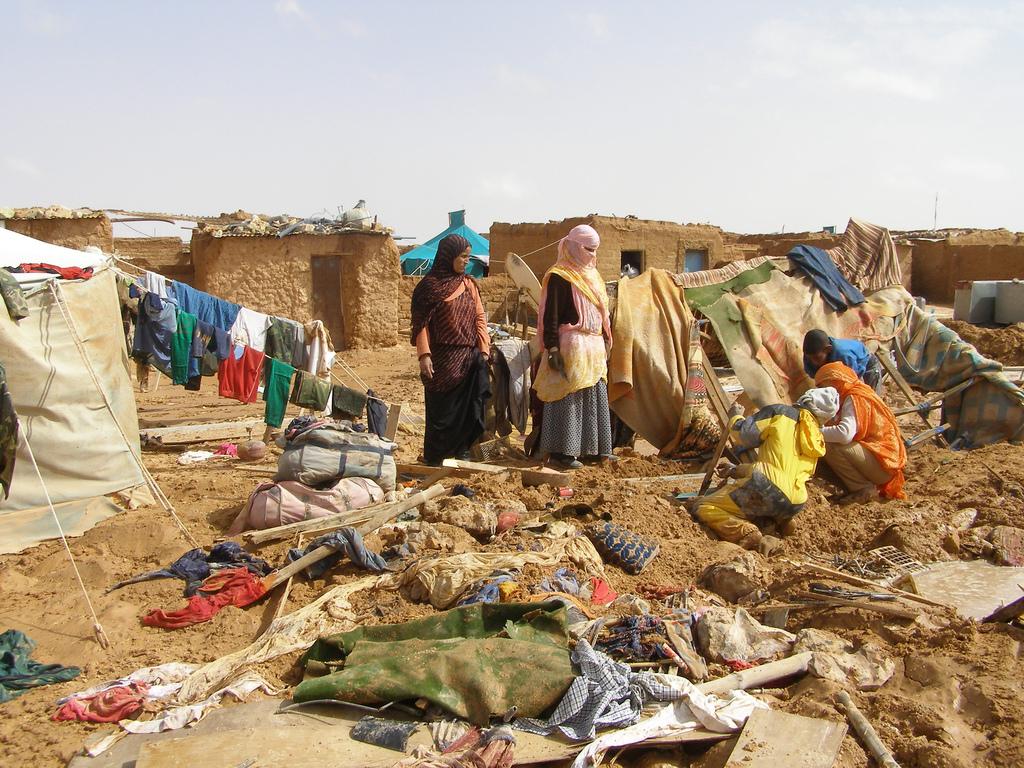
[837,691,901,768]
[242,483,447,545]
[789,560,946,608]
[698,652,812,695]
[699,423,733,496]
[793,592,919,621]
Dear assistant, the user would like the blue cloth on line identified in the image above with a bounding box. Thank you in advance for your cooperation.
[286,529,390,579]
[132,292,176,375]
[171,281,241,333]
[788,245,866,312]
[804,336,873,380]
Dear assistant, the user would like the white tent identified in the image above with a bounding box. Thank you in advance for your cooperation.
[0,227,149,553]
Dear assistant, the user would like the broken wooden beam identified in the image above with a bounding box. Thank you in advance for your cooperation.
[793,591,919,620]
[789,560,946,608]
[622,473,705,486]
[698,652,812,695]
[892,378,974,415]
[241,484,448,545]
[140,419,265,446]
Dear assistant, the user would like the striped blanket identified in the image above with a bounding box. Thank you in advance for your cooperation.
[826,218,904,293]
[894,304,1024,445]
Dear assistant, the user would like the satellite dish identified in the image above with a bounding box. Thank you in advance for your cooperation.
[506,252,542,308]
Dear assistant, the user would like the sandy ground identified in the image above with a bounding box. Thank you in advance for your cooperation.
[2,340,1024,768]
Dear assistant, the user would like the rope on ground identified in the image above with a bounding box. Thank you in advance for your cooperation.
[47,281,200,549]
[18,430,110,649]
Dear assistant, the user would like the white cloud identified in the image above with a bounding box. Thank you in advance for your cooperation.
[338,18,367,37]
[274,0,308,21]
[495,64,547,95]
[4,156,41,178]
[942,156,1008,183]
[20,0,68,38]
[751,5,1004,101]
[585,12,609,39]
[481,173,528,200]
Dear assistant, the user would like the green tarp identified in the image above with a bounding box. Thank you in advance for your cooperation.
[295,601,574,724]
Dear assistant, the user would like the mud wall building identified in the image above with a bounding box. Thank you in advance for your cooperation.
[191,230,401,350]
[903,229,1024,303]
[0,207,113,252]
[113,237,193,285]
[488,216,746,282]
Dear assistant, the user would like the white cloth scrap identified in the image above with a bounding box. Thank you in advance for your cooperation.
[120,670,279,735]
[57,662,198,705]
[230,307,270,351]
[571,677,767,768]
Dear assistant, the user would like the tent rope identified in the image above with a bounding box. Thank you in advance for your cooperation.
[18,430,110,650]
[46,281,200,549]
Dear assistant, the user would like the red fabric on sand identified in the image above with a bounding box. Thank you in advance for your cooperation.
[52,682,149,723]
[142,568,267,629]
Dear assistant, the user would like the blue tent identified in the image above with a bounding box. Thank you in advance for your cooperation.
[400,210,489,278]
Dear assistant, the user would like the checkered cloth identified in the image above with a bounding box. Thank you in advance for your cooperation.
[895,303,1024,445]
[514,639,688,742]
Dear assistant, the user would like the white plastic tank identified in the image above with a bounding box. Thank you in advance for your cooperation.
[341,199,373,230]
[995,279,1024,325]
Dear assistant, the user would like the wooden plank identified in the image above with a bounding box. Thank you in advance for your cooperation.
[521,467,570,488]
[892,378,974,415]
[383,403,402,442]
[140,419,265,445]
[702,357,733,428]
[242,484,448,545]
[622,473,705,486]
[793,592,919,621]
[724,708,847,768]
[419,467,455,489]
[788,560,946,608]
[441,458,509,473]
[699,425,733,496]
[396,462,477,480]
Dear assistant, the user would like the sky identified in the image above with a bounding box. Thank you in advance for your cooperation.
[1,0,1022,240]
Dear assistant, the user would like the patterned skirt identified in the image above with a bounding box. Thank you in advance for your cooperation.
[538,379,612,459]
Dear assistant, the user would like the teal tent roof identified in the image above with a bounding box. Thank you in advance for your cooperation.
[400,210,489,278]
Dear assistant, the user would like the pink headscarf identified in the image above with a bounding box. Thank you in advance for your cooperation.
[558,224,600,271]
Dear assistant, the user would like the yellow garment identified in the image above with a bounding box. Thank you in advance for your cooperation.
[695,407,825,542]
[607,270,699,451]
[534,271,609,404]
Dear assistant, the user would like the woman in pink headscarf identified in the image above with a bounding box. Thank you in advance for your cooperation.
[533,224,614,469]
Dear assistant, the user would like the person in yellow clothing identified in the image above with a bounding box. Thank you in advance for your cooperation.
[693,388,839,555]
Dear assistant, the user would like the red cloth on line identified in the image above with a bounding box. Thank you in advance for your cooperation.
[52,681,149,723]
[218,345,265,404]
[590,577,618,606]
[142,568,267,629]
[13,263,94,280]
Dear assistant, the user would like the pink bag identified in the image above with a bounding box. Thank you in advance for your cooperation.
[228,477,384,534]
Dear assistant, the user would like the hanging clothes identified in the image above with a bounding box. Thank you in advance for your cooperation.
[0,268,29,320]
[290,371,331,412]
[366,388,388,439]
[218,345,264,404]
[171,280,240,332]
[231,307,270,352]
[265,317,303,365]
[264,358,295,428]
[291,323,308,370]
[170,311,198,386]
[132,292,176,375]
[331,385,368,420]
[0,362,18,499]
[304,320,335,376]
[142,271,170,299]
[493,338,532,435]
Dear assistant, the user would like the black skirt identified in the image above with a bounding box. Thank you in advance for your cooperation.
[423,351,491,465]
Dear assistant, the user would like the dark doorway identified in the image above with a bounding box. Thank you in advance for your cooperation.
[311,255,345,349]
[620,250,644,276]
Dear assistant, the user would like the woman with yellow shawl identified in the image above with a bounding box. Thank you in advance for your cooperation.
[814,362,907,502]
[534,225,613,469]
